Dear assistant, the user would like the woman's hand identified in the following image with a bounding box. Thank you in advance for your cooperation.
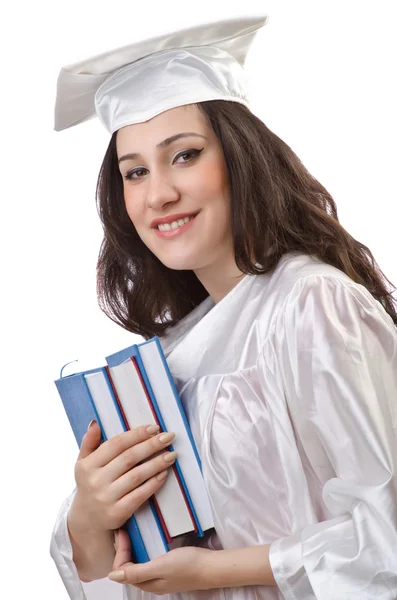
[69,421,177,533]
[67,420,177,581]
[109,528,215,594]
[109,529,277,593]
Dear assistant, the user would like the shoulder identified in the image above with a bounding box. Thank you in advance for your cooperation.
[267,252,360,297]
[272,253,386,313]
[270,262,396,363]
[263,253,396,346]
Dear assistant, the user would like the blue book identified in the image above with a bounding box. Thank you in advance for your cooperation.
[55,366,168,563]
[106,337,214,536]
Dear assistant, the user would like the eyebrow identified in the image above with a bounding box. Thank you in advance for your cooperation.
[118,132,207,164]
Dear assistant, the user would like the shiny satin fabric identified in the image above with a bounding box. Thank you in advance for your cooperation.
[50,252,397,600]
[54,16,267,132]
[95,46,249,133]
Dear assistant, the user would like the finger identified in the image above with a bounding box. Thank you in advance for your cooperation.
[112,451,177,499]
[116,470,169,516]
[136,580,166,594]
[106,431,175,479]
[109,560,159,585]
[78,420,102,459]
[113,529,133,570]
[94,425,161,467]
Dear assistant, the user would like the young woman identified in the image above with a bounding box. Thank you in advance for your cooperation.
[51,15,397,600]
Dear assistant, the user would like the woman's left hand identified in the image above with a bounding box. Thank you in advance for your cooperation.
[109,528,216,594]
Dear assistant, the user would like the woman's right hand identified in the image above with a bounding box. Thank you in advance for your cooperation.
[69,421,177,533]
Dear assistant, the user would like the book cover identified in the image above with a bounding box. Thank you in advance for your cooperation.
[55,368,152,563]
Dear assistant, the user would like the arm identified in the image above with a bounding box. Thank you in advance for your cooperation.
[64,421,115,582]
[67,501,115,582]
[202,544,276,588]
[50,491,89,600]
[265,275,397,599]
[50,423,176,595]
[109,529,276,592]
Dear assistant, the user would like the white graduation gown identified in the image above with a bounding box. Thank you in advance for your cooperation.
[50,252,397,600]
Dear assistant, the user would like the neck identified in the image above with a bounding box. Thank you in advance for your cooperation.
[194,257,245,304]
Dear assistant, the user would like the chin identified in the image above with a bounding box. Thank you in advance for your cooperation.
[157,254,203,272]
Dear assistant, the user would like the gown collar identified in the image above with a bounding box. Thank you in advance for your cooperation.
[161,253,302,380]
[161,271,260,380]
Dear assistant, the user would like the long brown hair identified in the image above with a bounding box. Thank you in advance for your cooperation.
[96,100,397,339]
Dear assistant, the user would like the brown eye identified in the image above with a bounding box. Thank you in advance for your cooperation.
[173,148,204,165]
[125,167,148,181]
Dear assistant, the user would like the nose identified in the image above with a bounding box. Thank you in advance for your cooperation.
[146,172,180,211]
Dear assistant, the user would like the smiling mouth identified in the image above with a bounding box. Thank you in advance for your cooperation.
[156,214,196,231]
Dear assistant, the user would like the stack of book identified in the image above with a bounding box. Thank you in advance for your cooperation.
[55,336,214,563]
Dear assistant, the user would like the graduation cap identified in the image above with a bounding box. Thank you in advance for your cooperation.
[54,15,268,133]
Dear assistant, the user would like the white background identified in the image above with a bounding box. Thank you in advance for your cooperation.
[1,0,396,598]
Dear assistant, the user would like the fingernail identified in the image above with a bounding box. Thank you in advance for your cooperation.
[146,424,160,435]
[159,432,175,444]
[163,451,178,463]
[157,470,168,481]
[87,419,97,431]
[108,570,125,583]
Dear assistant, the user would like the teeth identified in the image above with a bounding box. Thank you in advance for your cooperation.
[158,215,194,232]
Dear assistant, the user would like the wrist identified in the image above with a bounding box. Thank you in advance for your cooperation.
[203,545,275,589]
[67,501,115,582]
[68,495,101,536]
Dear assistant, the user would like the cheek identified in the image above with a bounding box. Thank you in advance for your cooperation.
[198,159,229,200]
[123,188,144,225]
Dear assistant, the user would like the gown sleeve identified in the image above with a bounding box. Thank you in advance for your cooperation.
[50,492,166,600]
[50,490,88,600]
[50,491,124,600]
[266,274,397,600]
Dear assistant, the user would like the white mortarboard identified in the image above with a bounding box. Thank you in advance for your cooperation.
[54,15,267,134]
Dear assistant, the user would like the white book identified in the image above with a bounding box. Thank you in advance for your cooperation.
[137,339,214,532]
[108,359,196,538]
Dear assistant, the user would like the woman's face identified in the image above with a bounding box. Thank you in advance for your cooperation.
[116,104,233,273]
